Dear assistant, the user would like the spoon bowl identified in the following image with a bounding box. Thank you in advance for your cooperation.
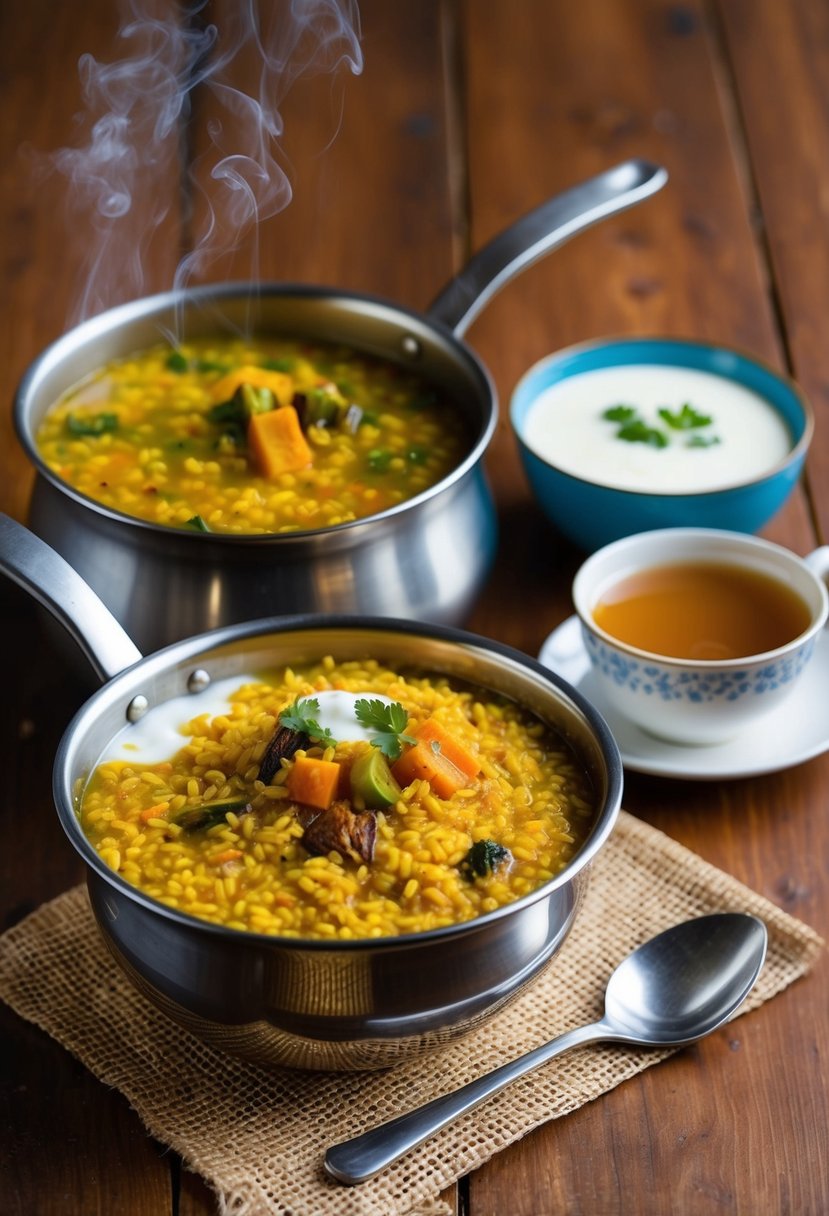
[324,912,768,1184]
[603,910,769,1044]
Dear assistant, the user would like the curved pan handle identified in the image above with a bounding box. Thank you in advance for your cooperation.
[0,514,143,683]
[428,158,668,337]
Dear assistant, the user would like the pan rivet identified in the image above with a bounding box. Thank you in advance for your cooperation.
[401,335,421,358]
[188,669,211,693]
[126,695,149,722]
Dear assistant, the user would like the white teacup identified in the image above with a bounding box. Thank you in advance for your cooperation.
[572,528,829,745]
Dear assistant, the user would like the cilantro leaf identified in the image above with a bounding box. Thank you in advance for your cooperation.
[278,696,337,747]
[602,404,637,423]
[354,698,416,761]
[617,418,668,448]
[686,433,722,448]
[603,400,721,451]
[658,402,713,430]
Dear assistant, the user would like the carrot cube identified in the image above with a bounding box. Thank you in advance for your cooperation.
[392,742,468,800]
[287,755,341,810]
[411,718,480,780]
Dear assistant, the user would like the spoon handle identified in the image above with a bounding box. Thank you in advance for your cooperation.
[324,1020,610,1185]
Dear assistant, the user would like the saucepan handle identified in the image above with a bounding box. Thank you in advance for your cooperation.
[0,513,143,682]
[427,158,668,338]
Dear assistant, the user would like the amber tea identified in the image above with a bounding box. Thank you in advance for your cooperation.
[592,561,813,660]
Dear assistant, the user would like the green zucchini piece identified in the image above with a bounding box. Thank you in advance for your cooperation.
[349,749,401,810]
[173,797,251,832]
[235,382,275,420]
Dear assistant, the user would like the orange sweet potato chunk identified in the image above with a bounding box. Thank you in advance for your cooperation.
[247,405,312,478]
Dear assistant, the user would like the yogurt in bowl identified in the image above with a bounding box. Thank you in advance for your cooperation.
[510,337,813,552]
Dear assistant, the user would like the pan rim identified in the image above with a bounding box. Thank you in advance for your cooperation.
[53,613,623,953]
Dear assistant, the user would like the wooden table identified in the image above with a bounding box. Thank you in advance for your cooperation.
[2,2,827,1211]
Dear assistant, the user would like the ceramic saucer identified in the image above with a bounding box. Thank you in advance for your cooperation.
[539,616,829,780]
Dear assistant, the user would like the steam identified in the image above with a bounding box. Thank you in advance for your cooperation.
[50,0,362,324]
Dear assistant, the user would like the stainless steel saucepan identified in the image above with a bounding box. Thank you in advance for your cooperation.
[0,514,623,1070]
[14,160,667,652]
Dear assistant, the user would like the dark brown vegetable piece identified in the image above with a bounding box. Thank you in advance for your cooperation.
[259,724,310,784]
[292,384,342,430]
[301,800,377,863]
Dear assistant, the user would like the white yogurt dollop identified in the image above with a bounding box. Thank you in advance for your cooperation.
[104,674,261,764]
[102,682,395,765]
[301,689,395,743]
[521,365,792,493]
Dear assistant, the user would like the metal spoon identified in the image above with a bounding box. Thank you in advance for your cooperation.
[324,912,767,1185]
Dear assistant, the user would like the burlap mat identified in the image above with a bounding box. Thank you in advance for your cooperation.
[0,810,823,1216]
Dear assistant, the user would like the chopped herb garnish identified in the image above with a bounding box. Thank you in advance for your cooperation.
[602,402,719,450]
[279,696,337,747]
[462,839,513,879]
[166,350,189,373]
[617,418,668,448]
[66,412,118,437]
[185,514,210,532]
[406,444,429,465]
[354,698,416,761]
[658,402,713,430]
[686,433,722,448]
[367,448,392,472]
[602,404,638,423]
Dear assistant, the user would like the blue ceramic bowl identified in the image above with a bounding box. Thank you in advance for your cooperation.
[510,337,813,552]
